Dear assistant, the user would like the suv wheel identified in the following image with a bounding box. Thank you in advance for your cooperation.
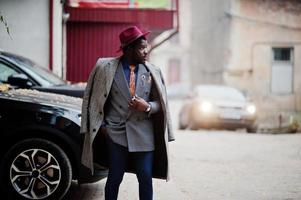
[1,138,72,200]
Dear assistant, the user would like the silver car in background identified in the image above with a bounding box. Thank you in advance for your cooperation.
[179,85,257,132]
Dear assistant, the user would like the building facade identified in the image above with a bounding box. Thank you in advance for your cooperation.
[224,0,301,129]
[0,0,177,82]
[0,0,64,77]
[150,0,191,98]
[152,0,301,130]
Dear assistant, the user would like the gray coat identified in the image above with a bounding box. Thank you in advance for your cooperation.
[80,57,175,180]
[105,63,159,151]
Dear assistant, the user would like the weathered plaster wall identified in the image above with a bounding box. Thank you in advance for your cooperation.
[225,0,301,128]
[190,0,231,85]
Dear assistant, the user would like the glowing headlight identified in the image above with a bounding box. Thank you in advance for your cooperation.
[200,101,213,113]
[246,104,256,114]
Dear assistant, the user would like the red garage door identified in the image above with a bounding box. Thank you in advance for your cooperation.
[65,6,175,82]
[67,22,135,82]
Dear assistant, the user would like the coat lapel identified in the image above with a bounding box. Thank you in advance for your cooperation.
[144,62,166,103]
[105,58,120,95]
[114,61,132,101]
[135,64,149,98]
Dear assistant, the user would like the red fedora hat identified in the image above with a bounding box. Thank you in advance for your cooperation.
[117,26,150,52]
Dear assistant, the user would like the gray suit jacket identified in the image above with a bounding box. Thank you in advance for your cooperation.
[80,57,175,180]
[105,62,159,151]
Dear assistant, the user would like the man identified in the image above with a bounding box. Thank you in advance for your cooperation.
[80,26,175,200]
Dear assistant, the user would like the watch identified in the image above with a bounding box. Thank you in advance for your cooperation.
[145,103,151,113]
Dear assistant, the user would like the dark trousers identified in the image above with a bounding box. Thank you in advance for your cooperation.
[105,138,154,200]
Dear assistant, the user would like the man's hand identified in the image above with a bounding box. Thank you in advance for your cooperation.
[128,95,149,112]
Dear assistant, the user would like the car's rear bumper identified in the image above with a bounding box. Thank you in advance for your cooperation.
[190,110,256,129]
[197,117,255,129]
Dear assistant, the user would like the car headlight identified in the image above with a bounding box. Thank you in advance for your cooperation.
[200,101,213,113]
[246,104,256,114]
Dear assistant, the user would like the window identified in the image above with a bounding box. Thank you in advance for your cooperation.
[168,58,181,84]
[0,62,19,83]
[271,48,293,94]
[274,48,291,61]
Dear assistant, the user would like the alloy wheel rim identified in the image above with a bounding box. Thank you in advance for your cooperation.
[10,148,61,199]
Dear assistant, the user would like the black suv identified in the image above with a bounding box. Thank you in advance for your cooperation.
[0,51,85,98]
[0,86,107,199]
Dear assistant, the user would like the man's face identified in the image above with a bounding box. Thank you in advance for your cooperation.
[132,39,148,64]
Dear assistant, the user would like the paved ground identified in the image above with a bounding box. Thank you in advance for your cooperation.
[64,100,301,200]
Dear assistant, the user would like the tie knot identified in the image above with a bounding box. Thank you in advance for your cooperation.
[129,65,136,71]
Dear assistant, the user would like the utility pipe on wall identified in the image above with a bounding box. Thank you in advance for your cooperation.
[149,0,179,53]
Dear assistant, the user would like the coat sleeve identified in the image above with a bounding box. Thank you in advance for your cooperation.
[80,60,100,134]
[159,70,175,142]
[148,80,161,116]
[166,98,175,142]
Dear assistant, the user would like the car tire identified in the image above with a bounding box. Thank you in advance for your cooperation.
[178,115,186,130]
[178,123,186,130]
[179,119,188,130]
[1,138,72,200]
[178,110,189,130]
[246,125,257,133]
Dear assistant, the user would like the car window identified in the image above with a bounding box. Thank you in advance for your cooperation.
[194,85,246,101]
[0,62,19,83]
[4,53,66,86]
[21,65,66,86]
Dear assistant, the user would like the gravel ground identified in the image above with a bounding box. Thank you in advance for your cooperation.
[65,100,301,200]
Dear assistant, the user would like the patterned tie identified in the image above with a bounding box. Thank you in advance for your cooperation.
[129,65,136,97]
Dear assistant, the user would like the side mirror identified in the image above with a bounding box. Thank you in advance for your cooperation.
[7,74,33,88]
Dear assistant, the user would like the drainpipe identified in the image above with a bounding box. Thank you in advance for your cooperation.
[149,0,179,53]
[49,0,53,71]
